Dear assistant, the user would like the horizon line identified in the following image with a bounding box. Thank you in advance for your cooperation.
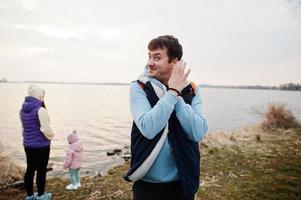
[1,80,300,89]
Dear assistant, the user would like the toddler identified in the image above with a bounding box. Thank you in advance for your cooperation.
[63,130,83,190]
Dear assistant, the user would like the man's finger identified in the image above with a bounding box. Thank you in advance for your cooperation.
[180,61,187,73]
[182,61,187,68]
[184,68,191,79]
[172,61,181,75]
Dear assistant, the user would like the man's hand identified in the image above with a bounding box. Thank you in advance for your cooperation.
[168,60,191,92]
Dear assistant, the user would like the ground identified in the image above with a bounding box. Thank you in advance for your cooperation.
[1,126,300,200]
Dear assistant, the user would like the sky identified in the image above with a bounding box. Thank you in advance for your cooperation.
[0,0,300,86]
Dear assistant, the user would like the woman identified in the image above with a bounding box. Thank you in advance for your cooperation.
[20,85,54,200]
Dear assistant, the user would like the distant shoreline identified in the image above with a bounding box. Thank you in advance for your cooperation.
[1,81,300,91]
[0,81,129,86]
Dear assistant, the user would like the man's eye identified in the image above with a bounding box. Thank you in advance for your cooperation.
[154,57,161,61]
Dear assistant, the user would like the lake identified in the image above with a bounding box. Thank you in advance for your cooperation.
[0,83,300,176]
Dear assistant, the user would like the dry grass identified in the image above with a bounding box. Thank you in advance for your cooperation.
[48,163,133,200]
[0,163,132,200]
[0,145,24,187]
[261,103,300,130]
[1,124,301,199]
[198,127,301,200]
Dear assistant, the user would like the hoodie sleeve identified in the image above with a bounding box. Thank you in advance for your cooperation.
[63,149,73,169]
[130,82,178,139]
[174,86,208,142]
[38,107,54,140]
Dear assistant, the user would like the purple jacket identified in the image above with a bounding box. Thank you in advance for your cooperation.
[20,96,50,148]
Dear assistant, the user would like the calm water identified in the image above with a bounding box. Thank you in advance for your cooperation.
[0,83,301,176]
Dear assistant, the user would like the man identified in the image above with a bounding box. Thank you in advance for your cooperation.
[124,35,208,200]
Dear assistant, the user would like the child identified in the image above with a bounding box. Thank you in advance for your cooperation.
[63,130,83,190]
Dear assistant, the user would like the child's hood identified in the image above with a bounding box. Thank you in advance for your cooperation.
[67,131,83,152]
[68,131,79,144]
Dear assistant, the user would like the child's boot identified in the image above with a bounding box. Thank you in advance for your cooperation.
[66,184,78,190]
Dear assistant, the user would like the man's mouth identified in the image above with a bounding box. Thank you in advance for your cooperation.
[148,66,156,71]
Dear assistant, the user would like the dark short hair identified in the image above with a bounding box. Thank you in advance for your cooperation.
[148,35,183,63]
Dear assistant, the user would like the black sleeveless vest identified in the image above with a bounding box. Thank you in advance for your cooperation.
[124,81,200,200]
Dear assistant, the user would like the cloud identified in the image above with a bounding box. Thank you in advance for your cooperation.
[20,0,38,11]
[97,26,124,40]
[13,24,28,29]
[0,0,300,84]
[25,46,54,53]
[34,25,87,40]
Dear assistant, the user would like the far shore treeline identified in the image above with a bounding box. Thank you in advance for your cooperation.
[201,82,301,91]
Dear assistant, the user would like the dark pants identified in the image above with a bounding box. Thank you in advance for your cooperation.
[24,146,50,196]
[133,180,187,200]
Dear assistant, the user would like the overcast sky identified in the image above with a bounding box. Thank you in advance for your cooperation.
[0,0,300,86]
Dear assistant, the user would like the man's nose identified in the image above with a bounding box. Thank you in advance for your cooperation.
[147,58,154,66]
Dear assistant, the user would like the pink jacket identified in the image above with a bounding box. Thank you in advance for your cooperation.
[63,132,83,169]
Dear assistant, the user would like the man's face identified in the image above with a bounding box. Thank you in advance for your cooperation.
[147,47,175,83]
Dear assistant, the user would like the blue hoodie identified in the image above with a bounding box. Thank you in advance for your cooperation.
[124,79,207,199]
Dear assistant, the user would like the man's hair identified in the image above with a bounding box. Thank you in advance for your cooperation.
[148,35,183,63]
